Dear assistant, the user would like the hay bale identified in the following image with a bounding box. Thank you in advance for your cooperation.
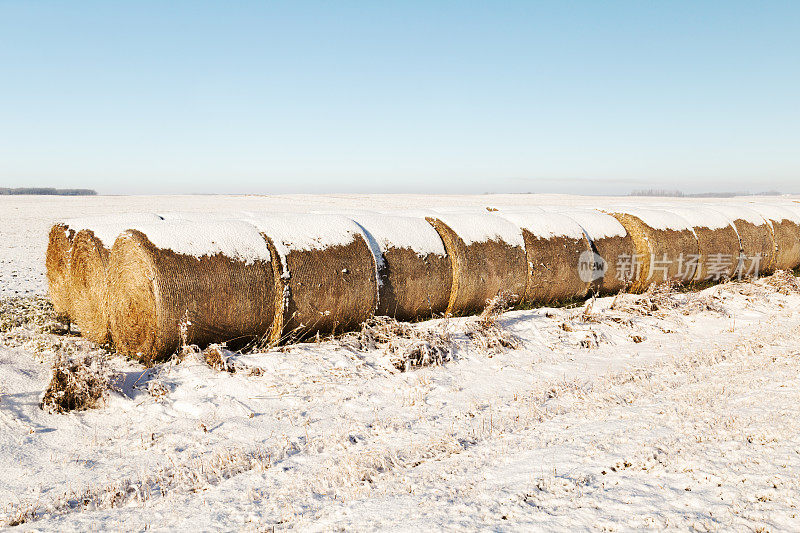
[656,206,741,282]
[244,214,378,343]
[706,204,777,277]
[348,213,451,321]
[555,209,636,294]
[745,204,800,271]
[606,208,700,292]
[69,228,114,343]
[107,220,276,362]
[46,223,75,317]
[45,214,165,320]
[496,211,592,304]
[424,214,527,316]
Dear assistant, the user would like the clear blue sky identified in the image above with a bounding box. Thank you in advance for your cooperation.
[1,1,798,195]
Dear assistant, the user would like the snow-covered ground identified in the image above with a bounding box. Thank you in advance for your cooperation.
[1,194,799,531]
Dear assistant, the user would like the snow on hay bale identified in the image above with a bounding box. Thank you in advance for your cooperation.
[107,220,276,362]
[745,204,800,271]
[46,214,164,319]
[425,213,527,316]
[243,214,378,343]
[348,213,451,321]
[656,205,741,282]
[496,211,592,304]
[705,204,777,277]
[606,207,700,292]
[555,209,636,295]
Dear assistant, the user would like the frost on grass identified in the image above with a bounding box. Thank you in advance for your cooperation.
[766,270,800,295]
[465,291,522,353]
[0,296,70,335]
[346,316,454,371]
[40,353,112,413]
[607,281,727,317]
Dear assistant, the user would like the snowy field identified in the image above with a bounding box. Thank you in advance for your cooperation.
[1,194,800,531]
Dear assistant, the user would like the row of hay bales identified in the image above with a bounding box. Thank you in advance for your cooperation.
[47,203,800,362]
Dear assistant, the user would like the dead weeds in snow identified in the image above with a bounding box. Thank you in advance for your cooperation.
[465,291,523,353]
[40,352,113,413]
[345,316,454,371]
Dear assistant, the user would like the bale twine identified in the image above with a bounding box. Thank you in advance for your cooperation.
[555,209,636,294]
[496,211,592,304]
[606,208,700,292]
[107,220,276,362]
[705,204,777,277]
[46,223,75,317]
[656,206,741,283]
[244,214,378,343]
[348,213,451,321]
[745,204,800,271]
[425,214,527,316]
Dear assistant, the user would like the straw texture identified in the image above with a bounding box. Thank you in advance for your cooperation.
[46,223,75,317]
[498,211,592,304]
[350,214,451,321]
[707,205,777,277]
[69,229,113,343]
[244,214,379,343]
[425,214,527,316]
[608,209,700,292]
[108,222,276,362]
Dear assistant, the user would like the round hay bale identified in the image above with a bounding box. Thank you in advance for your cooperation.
[497,211,592,304]
[244,214,378,343]
[348,214,451,321]
[606,208,700,292]
[107,220,276,362]
[656,206,741,283]
[705,204,776,277]
[46,223,76,317]
[745,204,800,271]
[555,209,636,294]
[425,214,527,316]
[69,228,114,343]
[46,214,165,319]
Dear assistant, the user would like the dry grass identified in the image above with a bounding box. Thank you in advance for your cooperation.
[40,353,113,413]
[465,291,523,353]
[0,296,70,335]
[346,316,454,371]
[766,270,800,295]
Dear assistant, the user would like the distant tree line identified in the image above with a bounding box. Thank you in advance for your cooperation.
[630,189,780,198]
[0,187,97,196]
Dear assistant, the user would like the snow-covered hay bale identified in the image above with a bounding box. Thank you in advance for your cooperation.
[46,223,75,317]
[46,214,165,320]
[244,214,378,343]
[108,220,277,362]
[657,206,741,283]
[746,204,800,271]
[425,214,527,316]
[607,208,699,292]
[497,211,591,304]
[556,209,636,295]
[706,204,776,277]
[349,214,451,321]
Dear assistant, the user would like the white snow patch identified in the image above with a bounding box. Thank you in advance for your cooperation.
[652,205,735,231]
[496,211,586,240]
[63,213,165,247]
[428,213,525,247]
[605,206,695,232]
[705,204,769,226]
[549,209,628,240]
[123,219,272,264]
